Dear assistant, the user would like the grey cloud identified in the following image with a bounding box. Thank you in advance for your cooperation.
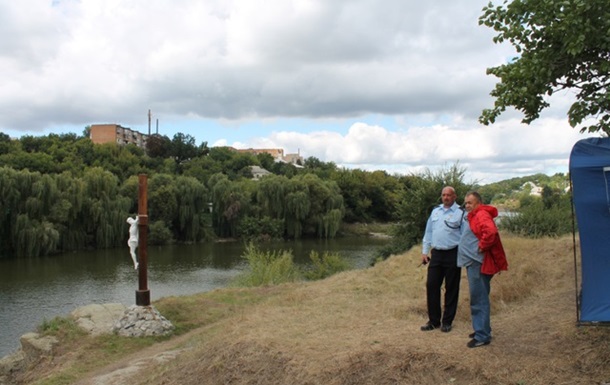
[1,0,507,131]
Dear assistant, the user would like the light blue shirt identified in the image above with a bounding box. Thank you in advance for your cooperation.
[457,216,484,267]
[421,202,464,255]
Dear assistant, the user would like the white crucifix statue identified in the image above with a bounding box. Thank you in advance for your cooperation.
[126,216,139,270]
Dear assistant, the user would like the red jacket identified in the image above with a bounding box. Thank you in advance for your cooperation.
[467,205,508,275]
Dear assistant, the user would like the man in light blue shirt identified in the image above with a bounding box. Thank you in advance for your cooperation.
[420,186,464,333]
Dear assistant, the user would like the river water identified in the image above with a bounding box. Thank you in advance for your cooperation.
[0,237,388,357]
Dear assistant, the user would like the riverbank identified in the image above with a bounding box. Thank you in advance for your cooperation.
[4,234,610,385]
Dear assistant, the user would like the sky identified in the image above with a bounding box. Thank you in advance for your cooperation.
[0,0,598,185]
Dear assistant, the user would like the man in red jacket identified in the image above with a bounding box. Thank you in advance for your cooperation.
[458,191,508,348]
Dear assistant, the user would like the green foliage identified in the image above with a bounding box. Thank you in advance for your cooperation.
[1,130,576,260]
[303,250,350,280]
[479,0,610,134]
[38,316,85,344]
[334,169,401,223]
[39,316,77,334]
[500,202,573,237]
[379,163,473,260]
[479,173,569,207]
[500,193,573,237]
[171,133,200,169]
[238,216,285,242]
[234,243,301,286]
[148,220,174,245]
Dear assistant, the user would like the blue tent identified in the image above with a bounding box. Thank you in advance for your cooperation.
[569,137,610,323]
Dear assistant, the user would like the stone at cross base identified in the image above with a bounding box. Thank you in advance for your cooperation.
[112,305,174,338]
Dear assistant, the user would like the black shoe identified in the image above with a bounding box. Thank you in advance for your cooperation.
[467,338,491,348]
[469,332,492,340]
[420,323,438,331]
[440,324,452,333]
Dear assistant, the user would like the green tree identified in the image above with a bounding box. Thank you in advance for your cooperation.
[380,163,473,259]
[148,174,178,227]
[173,175,209,242]
[479,0,610,134]
[171,133,199,167]
[0,132,13,155]
[146,134,172,158]
[256,174,288,219]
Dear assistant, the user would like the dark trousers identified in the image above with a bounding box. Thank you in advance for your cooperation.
[426,247,461,327]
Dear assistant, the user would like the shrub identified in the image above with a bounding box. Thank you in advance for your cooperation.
[237,216,285,242]
[234,243,301,286]
[500,201,573,237]
[148,220,174,245]
[303,250,350,280]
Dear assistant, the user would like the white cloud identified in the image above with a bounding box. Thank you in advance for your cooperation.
[0,0,600,183]
[228,115,595,183]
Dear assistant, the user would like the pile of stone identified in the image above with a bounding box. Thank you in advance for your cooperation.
[113,305,174,337]
[0,302,174,384]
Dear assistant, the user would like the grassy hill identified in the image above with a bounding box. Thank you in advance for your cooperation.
[13,234,610,385]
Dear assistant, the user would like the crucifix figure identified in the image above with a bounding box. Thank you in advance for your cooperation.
[126,216,139,270]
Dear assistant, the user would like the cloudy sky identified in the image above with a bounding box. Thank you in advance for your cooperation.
[0,0,597,184]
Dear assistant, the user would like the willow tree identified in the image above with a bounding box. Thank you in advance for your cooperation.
[293,174,344,238]
[81,167,131,249]
[256,174,289,219]
[0,167,20,256]
[208,174,254,237]
[173,175,209,242]
[13,214,60,257]
[148,173,179,234]
[284,189,310,239]
[53,172,87,251]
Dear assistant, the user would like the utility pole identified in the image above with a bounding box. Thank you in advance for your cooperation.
[148,109,151,136]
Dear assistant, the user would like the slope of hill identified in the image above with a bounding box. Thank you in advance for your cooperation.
[10,235,610,385]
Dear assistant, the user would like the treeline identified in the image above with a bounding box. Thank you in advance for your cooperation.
[0,131,573,259]
[0,131,403,258]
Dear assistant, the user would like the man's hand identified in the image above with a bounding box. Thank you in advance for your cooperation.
[421,254,431,265]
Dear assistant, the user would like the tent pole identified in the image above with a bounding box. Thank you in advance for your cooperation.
[570,177,580,326]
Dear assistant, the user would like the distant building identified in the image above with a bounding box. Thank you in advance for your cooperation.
[283,150,304,166]
[522,181,543,196]
[250,165,272,180]
[90,124,149,149]
[228,147,304,166]
[234,148,285,159]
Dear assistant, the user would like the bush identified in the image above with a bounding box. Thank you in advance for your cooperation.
[303,251,350,280]
[148,220,174,245]
[500,202,573,237]
[234,243,301,286]
[237,216,285,242]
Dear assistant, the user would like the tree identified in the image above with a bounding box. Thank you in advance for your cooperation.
[0,132,13,155]
[146,134,172,158]
[379,163,473,259]
[171,133,199,166]
[479,0,610,134]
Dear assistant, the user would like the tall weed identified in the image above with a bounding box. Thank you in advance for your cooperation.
[234,243,301,286]
[303,250,350,280]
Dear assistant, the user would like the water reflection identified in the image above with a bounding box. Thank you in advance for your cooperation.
[0,237,387,357]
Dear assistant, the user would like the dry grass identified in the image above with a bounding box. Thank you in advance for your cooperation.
[20,234,610,385]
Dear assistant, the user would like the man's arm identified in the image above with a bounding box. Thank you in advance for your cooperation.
[476,212,499,251]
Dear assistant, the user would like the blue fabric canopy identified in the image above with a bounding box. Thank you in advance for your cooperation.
[570,137,610,323]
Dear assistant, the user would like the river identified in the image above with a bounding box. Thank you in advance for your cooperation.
[0,237,388,357]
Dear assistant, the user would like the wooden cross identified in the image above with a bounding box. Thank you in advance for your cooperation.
[136,174,150,306]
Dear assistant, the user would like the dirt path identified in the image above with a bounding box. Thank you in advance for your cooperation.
[72,329,200,385]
